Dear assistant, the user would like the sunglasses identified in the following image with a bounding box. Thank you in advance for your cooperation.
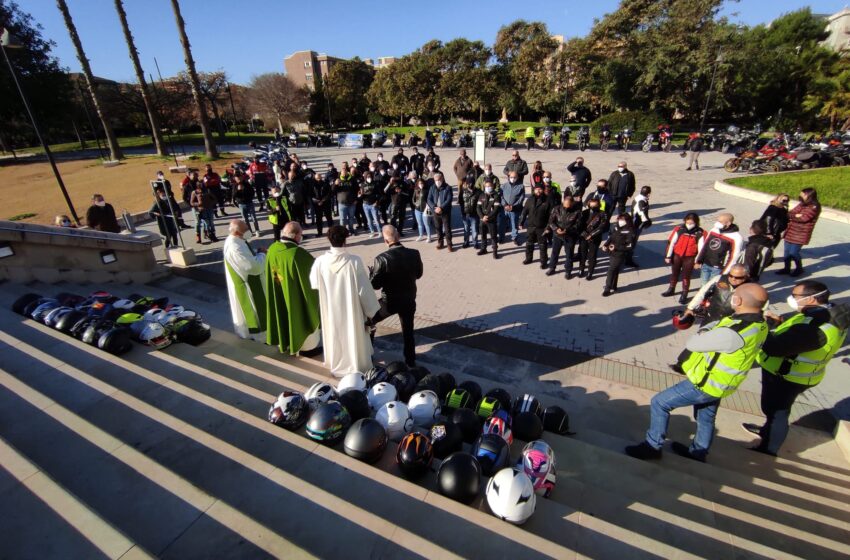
[729,275,747,280]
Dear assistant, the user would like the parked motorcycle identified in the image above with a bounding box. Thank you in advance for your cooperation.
[458,130,473,148]
[363,133,373,148]
[392,132,404,147]
[407,131,420,147]
[372,130,387,147]
[487,127,498,148]
[289,132,299,148]
[541,126,554,150]
[657,125,673,152]
[642,133,654,152]
[600,125,611,151]
[559,125,571,149]
[578,126,590,152]
[318,133,334,147]
[621,128,632,151]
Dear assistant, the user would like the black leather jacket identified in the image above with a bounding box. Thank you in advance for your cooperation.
[477,191,502,221]
[370,244,424,312]
[460,187,481,216]
[580,208,608,240]
[520,195,553,229]
[760,204,788,244]
[548,205,582,238]
[606,223,635,252]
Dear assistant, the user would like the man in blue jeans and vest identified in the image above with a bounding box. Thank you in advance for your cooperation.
[626,283,769,462]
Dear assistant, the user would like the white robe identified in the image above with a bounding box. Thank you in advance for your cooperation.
[223,234,267,339]
[309,247,380,377]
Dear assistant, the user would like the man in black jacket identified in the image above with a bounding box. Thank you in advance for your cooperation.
[391,148,410,177]
[503,150,529,183]
[578,198,608,280]
[520,184,553,268]
[409,147,425,176]
[370,225,424,367]
[312,173,334,237]
[477,180,502,259]
[546,197,582,278]
[608,161,636,215]
[566,157,592,198]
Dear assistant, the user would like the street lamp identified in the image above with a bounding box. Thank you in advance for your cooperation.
[2,28,80,225]
[699,48,724,134]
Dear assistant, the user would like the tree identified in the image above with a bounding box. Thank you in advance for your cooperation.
[493,20,558,119]
[433,39,494,120]
[367,48,439,123]
[308,73,329,127]
[169,0,217,158]
[246,73,309,132]
[55,0,122,160]
[325,57,375,126]
[113,0,165,156]
[178,70,229,138]
[804,58,850,130]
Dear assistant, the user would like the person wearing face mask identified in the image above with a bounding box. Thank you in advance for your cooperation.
[360,153,375,173]
[311,173,334,237]
[747,281,850,456]
[224,219,268,341]
[519,184,553,268]
[684,263,751,326]
[601,213,635,297]
[626,185,653,268]
[546,196,582,278]
[149,187,179,248]
[474,163,501,192]
[530,161,545,189]
[626,283,770,462]
[388,175,410,235]
[542,171,562,204]
[503,150,529,183]
[154,170,188,228]
[203,164,226,218]
[359,171,382,238]
[577,198,608,280]
[566,157,592,197]
[426,172,454,251]
[459,173,482,250]
[392,148,410,177]
[54,214,76,228]
[266,184,290,242]
[695,213,744,285]
[776,188,821,277]
[740,220,774,282]
[607,161,636,215]
[584,180,614,222]
[333,165,358,236]
[411,178,432,242]
[282,170,306,227]
[476,180,503,259]
[425,148,441,172]
[499,172,526,246]
[86,194,122,234]
[409,147,425,176]
[663,213,706,303]
[759,194,789,249]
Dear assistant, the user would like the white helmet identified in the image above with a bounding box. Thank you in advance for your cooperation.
[375,401,413,441]
[516,440,557,498]
[305,382,338,411]
[138,322,172,350]
[143,308,165,323]
[486,468,536,525]
[337,372,366,395]
[367,382,397,412]
[407,390,441,428]
[112,298,136,310]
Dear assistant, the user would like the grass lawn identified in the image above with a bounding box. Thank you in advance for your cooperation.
[726,167,850,212]
[352,121,591,138]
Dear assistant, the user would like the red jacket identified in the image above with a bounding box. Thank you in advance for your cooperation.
[784,201,820,245]
[666,225,705,258]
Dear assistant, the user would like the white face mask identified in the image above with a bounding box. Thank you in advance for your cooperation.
[366,178,372,183]
[428,166,435,171]
[485,187,493,194]
[618,167,626,173]
[543,177,551,183]
[369,167,375,172]
[787,290,825,311]
[485,170,492,176]
[685,223,695,230]
[714,221,724,230]
[510,178,518,184]
[618,220,627,227]
[393,163,398,168]
[95,200,106,207]
[377,156,383,161]
[435,181,443,187]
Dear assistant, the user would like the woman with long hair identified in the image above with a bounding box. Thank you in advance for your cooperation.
[778,188,821,277]
[662,213,705,304]
[760,193,790,249]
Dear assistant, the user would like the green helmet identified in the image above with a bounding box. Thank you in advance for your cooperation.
[445,388,472,411]
[475,396,501,419]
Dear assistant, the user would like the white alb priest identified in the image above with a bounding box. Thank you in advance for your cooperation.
[223,219,268,339]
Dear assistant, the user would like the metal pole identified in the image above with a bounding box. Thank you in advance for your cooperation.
[700,48,722,134]
[2,42,80,225]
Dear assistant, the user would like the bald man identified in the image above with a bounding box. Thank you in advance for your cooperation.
[685,263,752,324]
[223,219,267,339]
[695,213,744,286]
[626,283,769,463]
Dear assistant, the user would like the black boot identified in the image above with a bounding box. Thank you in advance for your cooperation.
[493,246,500,260]
[678,290,689,305]
[625,442,661,460]
[775,257,792,275]
[661,286,675,297]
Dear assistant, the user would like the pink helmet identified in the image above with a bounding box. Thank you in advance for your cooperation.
[517,440,557,498]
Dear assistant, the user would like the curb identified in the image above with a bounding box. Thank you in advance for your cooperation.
[714,180,850,225]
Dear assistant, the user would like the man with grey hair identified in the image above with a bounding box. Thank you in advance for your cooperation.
[223,219,267,339]
[370,225,423,367]
[426,171,454,251]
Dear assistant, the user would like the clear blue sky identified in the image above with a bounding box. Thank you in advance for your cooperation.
[20,0,848,85]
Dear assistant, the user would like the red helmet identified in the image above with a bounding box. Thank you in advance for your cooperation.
[672,310,695,330]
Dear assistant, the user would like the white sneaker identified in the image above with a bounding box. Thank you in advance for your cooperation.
[427,237,433,243]
[416,235,423,242]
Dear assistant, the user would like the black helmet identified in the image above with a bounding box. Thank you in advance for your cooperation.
[451,407,482,443]
[385,361,408,376]
[98,327,133,355]
[512,394,542,418]
[44,306,74,328]
[542,405,571,435]
[471,433,511,477]
[390,371,417,402]
[31,299,60,322]
[444,388,472,412]
[55,292,86,307]
[268,391,309,430]
[396,432,433,478]
[485,387,512,412]
[12,293,42,315]
[22,297,50,318]
[406,366,430,382]
[171,318,211,345]
[458,380,482,404]
[54,309,88,334]
[437,372,457,396]
[437,452,481,504]
[513,411,544,442]
[415,374,442,396]
[344,418,388,463]
[337,390,371,422]
[70,315,97,339]
[82,319,113,345]
[306,401,351,445]
[364,365,389,388]
[430,421,463,459]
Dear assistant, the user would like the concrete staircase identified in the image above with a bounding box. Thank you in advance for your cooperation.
[0,283,848,559]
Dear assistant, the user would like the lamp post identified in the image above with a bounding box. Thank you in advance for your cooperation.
[2,28,80,225]
[699,48,724,134]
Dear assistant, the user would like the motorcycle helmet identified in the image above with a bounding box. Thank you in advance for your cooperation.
[306,401,351,445]
[475,396,502,420]
[407,390,441,428]
[437,452,481,504]
[672,310,695,330]
[138,322,172,350]
[367,382,397,412]
[337,372,366,395]
[385,361,408,376]
[458,380,482,405]
[430,421,463,459]
[542,405,572,435]
[54,309,88,334]
[171,318,211,346]
[390,371,417,403]
[344,418,388,463]
[484,388,512,412]
[472,433,511,477]
[97,327,133,356]
[55,292,86,307]
[82,319,114,346]
[143,308,166,323]
[375,401,414,442]
[22,297,50,318]
[70,315,97,340]
[517,440,557,497]
[486,468,536,525]
[483,412,514,446]
[406,366,430,382]
[31,299,60,323]
[415,374,442,396]
[396,432,433,478]
[513,411,544,442]
[12,293,42,316]
[111,298,137,311]
[444,388,473,412]
[364,366,389,388]
[268,391,309,430]
[337,390,371,422]
[87,300,115,319]
[305,382,338,411]
[451,407,482,443]
[437,372,457,396]
[512,394,542,418]
[44,306,73,328]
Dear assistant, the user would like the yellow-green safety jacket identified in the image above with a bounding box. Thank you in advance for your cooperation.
[525,126,535,139]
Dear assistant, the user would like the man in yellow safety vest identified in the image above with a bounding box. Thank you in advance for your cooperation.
[744,280,849,455]
[626,283,770,462]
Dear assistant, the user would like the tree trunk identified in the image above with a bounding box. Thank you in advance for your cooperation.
[114,0,167,157]
[57,0,123,161]
[169,0,218,159]
[210,101,226,139]
[276,117,284,135]
[72,120,86,149]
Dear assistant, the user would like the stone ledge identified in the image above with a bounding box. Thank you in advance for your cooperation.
[714,180,850,225]
[836,420,850,465]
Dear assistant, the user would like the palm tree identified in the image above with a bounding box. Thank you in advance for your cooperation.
[169,0,217,159]
[114,0,166,157]
[55,0,123,161]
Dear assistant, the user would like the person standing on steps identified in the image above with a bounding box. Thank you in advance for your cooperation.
[608,161,636,215]
[663,213,706,304]
[683,264,751,326]
[601,213,636,297]
[266,184,289,243]
[426,172,454,251]
[190,182,219,243]
[745,281,849,456]
[776,188,821,277]
[477,180,502,259]
[625,283,770,463]
[223,219,267,340]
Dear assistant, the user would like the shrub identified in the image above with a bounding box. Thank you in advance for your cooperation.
[590,110,664,135]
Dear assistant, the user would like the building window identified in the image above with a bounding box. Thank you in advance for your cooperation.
[305,73,312,80]
[304,61,311,68]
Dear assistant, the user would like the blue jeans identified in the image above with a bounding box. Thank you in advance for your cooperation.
[339,203,356,234]
[414,209,431,238]
[646,379,720,460]
[363,203,381,234]
[194,208,215,236]
[700,264,721,286]
[462,214,479,247]
[784,242,802,270]
[499,208,520,242]
[239,204,259,231]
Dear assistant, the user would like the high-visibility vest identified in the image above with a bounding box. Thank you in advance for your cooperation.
[682,316,769,399]
[756,312,847,387]
[267,197,289,226]
[525,127,535,139]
